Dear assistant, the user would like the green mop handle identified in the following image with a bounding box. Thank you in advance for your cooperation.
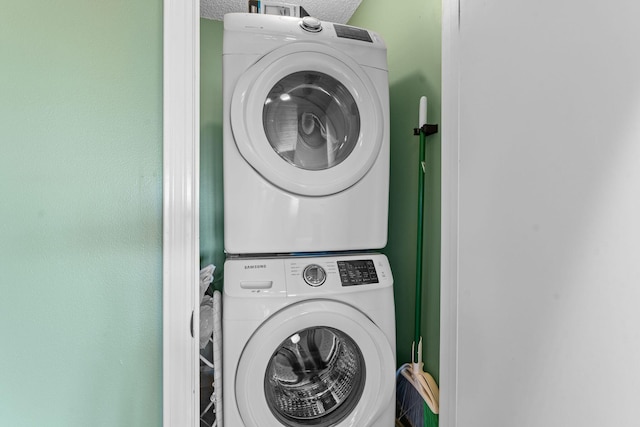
[414,96,428,356]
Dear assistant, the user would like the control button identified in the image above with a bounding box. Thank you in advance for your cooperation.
[240,281,273,290]
[303,264,326,287]
[300,16,322,33]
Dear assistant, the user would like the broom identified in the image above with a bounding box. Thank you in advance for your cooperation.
[395,96,440,427]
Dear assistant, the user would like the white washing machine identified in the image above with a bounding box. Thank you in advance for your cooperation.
[223,253,396,427]
[223,13,390,254]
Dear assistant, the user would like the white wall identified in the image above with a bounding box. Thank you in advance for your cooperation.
[442,1,640,425]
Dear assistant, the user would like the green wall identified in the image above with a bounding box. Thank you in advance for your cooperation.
[349,0,442,379]
[200,19,226,282]
[0,2,163,426]
[201,0,441,377]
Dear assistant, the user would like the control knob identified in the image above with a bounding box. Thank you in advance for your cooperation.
[303,264,326,287]
[300,16,322,33]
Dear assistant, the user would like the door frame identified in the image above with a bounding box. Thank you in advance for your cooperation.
[161,0,463,424]
[440,0,460,425]
[163,0,200,425]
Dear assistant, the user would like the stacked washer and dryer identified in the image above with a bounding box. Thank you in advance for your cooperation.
[221,13,395,427]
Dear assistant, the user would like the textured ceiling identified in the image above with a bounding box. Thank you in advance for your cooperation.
[201,0,362,24]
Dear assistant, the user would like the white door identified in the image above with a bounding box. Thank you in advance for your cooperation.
[234,300,395,426]
[441,0,640,425]
[230,43,384,196]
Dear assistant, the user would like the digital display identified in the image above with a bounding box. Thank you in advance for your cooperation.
[337,259,379,286]
[334,24,373,43]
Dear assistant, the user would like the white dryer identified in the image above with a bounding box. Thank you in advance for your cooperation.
[223,253,396,427]
[223,13,390,254]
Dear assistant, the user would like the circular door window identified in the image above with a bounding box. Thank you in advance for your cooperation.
[263,72,361,171]
[230,43,385,196]
[234,300,395,427]
[264,327,365,426]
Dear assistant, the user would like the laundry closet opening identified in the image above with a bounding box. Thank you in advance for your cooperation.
[198,0,442,424]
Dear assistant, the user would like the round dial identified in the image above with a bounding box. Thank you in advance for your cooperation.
[300,16,322,33]
[303,264,326,287]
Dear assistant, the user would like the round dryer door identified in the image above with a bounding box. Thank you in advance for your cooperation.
[234,300,395,427]
[230,42,385,196]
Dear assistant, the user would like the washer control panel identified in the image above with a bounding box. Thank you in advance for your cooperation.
[302,264,327,287]
[337,259,379,286]
[225,254,392,298]
[286,254,391,295]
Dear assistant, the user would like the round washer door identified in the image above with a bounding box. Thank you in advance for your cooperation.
[235,300,395,427]
[230,42,385,196]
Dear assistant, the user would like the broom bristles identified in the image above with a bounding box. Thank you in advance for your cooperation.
[396,367,438,427]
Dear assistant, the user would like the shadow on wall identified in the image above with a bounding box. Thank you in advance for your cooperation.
[386,72,441,380]
[200,19,225,285]
[200,122,225,289]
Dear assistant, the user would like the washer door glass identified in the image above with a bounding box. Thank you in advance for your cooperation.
[235,300,395,427]
[263,72,360,171]
[264,327,365,426]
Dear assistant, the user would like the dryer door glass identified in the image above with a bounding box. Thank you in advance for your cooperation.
[263,71,361,171]
[264,326,366,426]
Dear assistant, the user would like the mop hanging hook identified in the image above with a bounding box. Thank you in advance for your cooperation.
[414,124,439,136]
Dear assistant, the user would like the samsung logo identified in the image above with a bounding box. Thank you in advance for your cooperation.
[244,264,267,270]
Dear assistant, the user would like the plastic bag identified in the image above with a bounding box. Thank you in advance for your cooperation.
[200,295,214,349]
